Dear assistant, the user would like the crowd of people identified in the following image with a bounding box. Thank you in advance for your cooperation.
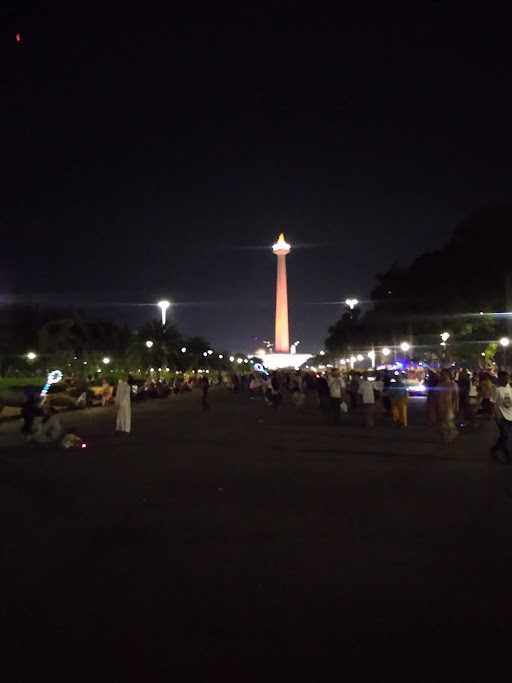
[18,364,512,461]
[245,365,512,458]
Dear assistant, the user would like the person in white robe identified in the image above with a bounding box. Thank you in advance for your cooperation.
[115,377,132,434]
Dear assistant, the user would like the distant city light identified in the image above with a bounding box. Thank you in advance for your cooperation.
[26,351,37,360]
[229,355,235,362]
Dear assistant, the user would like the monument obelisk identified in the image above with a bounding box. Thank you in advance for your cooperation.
[272,232,291,353]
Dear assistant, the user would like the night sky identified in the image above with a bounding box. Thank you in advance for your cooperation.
[2,4,511,352]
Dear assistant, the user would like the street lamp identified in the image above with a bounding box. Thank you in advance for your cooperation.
[400,342,410,352]
[26,351,37,361]
[345,298,359,310]
[356,354,364,362]
[102,357,110,365]
[500,337,510,347]
[181,347,187,353]
[218,354,224,359]
[440,332,451,343]
[203,352,208,357]
[145,340,154,349]
[157,300,171,326]
[207,349,213,355]
[382,347,391,357]
[229,355,235,362]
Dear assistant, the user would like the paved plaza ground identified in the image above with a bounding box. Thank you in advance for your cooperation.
[1,388,511,679]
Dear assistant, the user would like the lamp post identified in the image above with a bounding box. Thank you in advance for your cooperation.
[500,336,510,370]
[157,300,171,327]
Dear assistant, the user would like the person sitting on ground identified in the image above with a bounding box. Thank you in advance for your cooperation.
[32,405,63,444]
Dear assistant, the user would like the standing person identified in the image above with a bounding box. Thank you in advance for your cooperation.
[327,369,345,425]
[358,374,376,427]
[437,369,459,442]
[115,375,132,435]
[490,371,512,463]
[457,368,471,425]
[316,373,331,421]
[390,376,408,427]
[478,373,495,417]
[425,370,439,427]
[200,375,210,411]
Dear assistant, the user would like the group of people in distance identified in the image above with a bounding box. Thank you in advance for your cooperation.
[246,365,512,457]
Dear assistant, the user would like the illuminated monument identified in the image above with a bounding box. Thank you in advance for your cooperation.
[272,232,291,353]
[262,232,312,370]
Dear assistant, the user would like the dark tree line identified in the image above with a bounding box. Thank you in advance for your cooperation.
[325,206,512,365]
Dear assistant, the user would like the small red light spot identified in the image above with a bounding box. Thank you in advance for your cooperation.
[16,33,22,43]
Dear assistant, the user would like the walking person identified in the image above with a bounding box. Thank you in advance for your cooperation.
[115,375,132,434]
[490,371,512,464]
[358,374,376,427]
[390,376,408,427]
[200,375,210,411]
[327,369,345,425]
[437,369,459,442]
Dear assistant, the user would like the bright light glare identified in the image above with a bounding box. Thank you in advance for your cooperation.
[229,356,235,362]
[237,358,243,364]
[218,354,223,359]
[145,340,154,349]
[207,350,213,355]
[181,347,187,353]
[356,354,364,362]
[26,352,37,360]
[382,347,391,357]
[345,298,359,310]
[319,350,325,356]
[157,300,171,326]
[500,337,510,347]
[203,352,208,357]
[400,342,410,352]
[440,332,450,342]
[102,357,110,364]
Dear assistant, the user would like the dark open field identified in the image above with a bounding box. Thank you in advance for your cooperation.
[1,389,510,680]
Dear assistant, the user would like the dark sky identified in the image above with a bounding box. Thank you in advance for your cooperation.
[2,3,511,352]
